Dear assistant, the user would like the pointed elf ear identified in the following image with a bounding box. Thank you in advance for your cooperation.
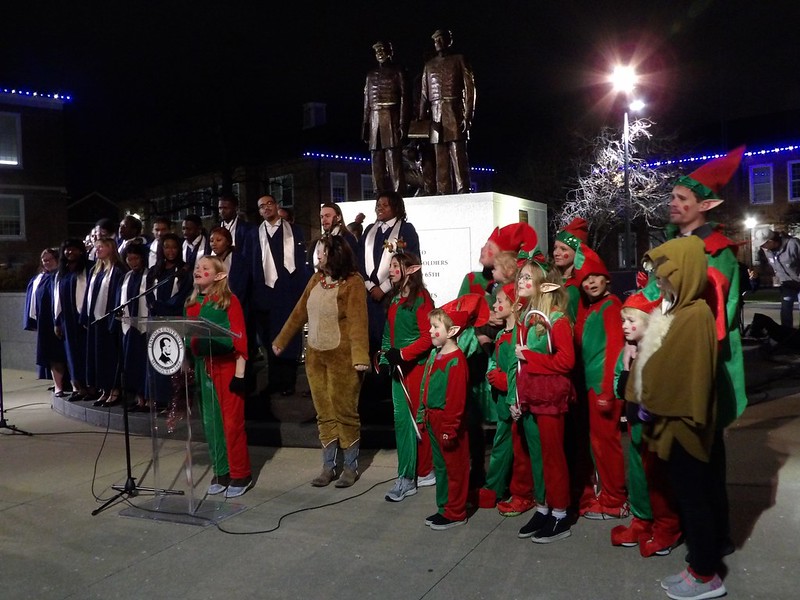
[699,199,724,212]
[405,264,422,276]
[213,272,228,281]
[447,325,461,339]
[539,283,561,293]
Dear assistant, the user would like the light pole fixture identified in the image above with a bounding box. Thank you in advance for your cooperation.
[744,216,758,266]
[610,65,641,269]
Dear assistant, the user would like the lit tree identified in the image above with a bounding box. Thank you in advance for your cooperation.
[555,119,679,251]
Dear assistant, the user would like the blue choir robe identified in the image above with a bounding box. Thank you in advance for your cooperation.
[81,264,125,390]
[54,265,93,386]
[118,268,149,397]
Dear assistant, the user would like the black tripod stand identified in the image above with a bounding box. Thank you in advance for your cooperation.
[91,277,183,516]
[0,339,33,436]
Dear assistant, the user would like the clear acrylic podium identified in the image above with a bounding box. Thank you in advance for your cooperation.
[119,315,246,526]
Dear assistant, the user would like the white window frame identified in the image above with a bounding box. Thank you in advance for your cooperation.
[0,194,25,240]
[0,112,22,168]
[331,172,348,203]
[269,174,294,208]
[749,164,773,205]
[788,161,800,203]
[360,174,375,200]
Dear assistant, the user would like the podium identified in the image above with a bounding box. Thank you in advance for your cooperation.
[119,316,246,526]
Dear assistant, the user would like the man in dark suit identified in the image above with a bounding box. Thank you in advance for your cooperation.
[247,194,308,396]
[218,193,254,250]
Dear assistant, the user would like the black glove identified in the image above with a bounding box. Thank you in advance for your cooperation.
[384,347,403,366]
[229,375,247,395]
[378,363,392,377]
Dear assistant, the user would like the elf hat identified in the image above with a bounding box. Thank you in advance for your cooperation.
[574,246,609,283]
[622,291,661,314]
[555,218,589,252]
[674,145,746,202]
[501,281,518,304]
[440,293,490,330]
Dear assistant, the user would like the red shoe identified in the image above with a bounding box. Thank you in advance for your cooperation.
[639,531,683,557]
[582,499,630,520]
[611,517,653,547]
[497,496,534,517]
[477,488,498,509]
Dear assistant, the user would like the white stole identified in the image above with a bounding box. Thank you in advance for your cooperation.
[53,270,87,321]
[259,219,295,288]
[121,269,149,334]
[363,219,402,289]
[148,239,158,268]
[28,273,45,321]
[88,266,115,320]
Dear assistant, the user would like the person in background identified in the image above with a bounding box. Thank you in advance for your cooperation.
[149,217,172,268]
[759,229,800,328]
[347,212,366,241]
[218,193,254,250]
[117,243,150,411]
[117,215,146,255]
[181,214,210,269]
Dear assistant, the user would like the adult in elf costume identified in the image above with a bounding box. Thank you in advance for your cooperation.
[640,146,747,557]
[185,256,252,498]
[381,252,436,502]
[553,217,590,322]
[418,294,489,530]
[573,247,627,518]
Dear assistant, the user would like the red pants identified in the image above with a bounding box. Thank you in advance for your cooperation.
[426,410,470,522]
[586,390,626,508]
[536,413,570,509]
[207,357,251,479]
[643,448,681,541]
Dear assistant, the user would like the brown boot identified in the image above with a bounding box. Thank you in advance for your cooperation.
[335,467,359,488]
[311,467,338,487]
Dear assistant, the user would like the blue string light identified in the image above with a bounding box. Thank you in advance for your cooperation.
[1,87,72,102]
[645,144,799,169]
[302,151,495,172]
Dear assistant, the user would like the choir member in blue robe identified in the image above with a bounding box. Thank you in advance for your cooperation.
[118,242,150,410]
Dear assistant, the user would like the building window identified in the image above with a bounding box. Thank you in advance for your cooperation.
[331,173,347,203]
[789,161,800,202]
[361,175,375,200]
[749,164,773,205]
[0,194,25,239]
[0,112,22,167]
[269,175,294,207]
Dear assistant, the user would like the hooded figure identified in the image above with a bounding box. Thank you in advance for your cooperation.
[628,236,718,462]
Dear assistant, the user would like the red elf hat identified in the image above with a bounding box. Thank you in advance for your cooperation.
[622,291,661,314]
[555,217,589,252]
[501,281,518,304]
[674,145,746,202]
[440,293,490,329]
[574,246,609,283]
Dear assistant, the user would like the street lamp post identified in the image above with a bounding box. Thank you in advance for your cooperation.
[622,109,632,268]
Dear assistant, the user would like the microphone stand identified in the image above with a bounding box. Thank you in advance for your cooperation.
[0,338,33,435]
[91,276,183,516]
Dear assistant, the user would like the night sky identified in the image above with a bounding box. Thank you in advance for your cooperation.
[4,0,798,198]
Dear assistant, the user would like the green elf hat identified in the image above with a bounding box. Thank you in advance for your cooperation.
[674,145,746,202]
[555,218,589,253]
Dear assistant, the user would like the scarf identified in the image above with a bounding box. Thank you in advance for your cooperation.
[28,273,46,321]
[259,219,295,287]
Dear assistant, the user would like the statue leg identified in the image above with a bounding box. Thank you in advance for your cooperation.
[434,143,453,195]
[420,142,437,195]
[371,149,387,195]
[449,140,472,194]
[385,147,405,194]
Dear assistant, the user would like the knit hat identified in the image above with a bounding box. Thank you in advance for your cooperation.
[440,293,490,329]
[622,291,661,314]
[674,145,746,202]
[574,246,609,283]
[555,218,589,252]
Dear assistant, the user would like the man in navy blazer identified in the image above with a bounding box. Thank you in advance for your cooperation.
[218,193,255,250]
[247,194,308,395]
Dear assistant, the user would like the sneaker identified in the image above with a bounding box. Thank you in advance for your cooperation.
[497,496,534,517]
[661,569,691,590]
[424,513,442,526]
[518,510,549,538]
[582,500,630,520]
[417,471,437,487]
[477,488,498,509]
[531,514,572,544]
[385,477,417,502]
[224,476,253,498]
[429,515,467,531]
[640,532,683,557]
[207,474,230,496]
[664,572,726,600]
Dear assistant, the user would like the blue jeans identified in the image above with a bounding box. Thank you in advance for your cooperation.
[779,281,800,329]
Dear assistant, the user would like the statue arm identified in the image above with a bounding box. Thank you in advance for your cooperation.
[362,76,371,142]
[418,66,430,120]
[399,68,409,139]
[462,58,476,129]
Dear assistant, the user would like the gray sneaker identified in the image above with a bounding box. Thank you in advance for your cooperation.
[664,572,726,600]
[417,471,436,487]
[385,477,417,502]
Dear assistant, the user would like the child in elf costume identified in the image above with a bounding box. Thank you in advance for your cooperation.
[612,292,683,557]
[185,256,252,498]
[381,252,436,502]
[478,282,534,510]
[515,266,576,543]
[573,247,627,519]
[418,294,489,530]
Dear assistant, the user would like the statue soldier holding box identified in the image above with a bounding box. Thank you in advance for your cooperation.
[419,29,475,195]
[363,41,409,195]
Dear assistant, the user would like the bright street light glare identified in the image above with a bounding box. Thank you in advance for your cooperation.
[611,65,637,93]
[629,99,645,112]
[744,217,758,229]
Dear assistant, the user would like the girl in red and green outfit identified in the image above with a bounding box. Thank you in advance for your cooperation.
[185,255,252,498]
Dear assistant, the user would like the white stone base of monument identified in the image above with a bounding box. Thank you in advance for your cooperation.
[339,192,548,305]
